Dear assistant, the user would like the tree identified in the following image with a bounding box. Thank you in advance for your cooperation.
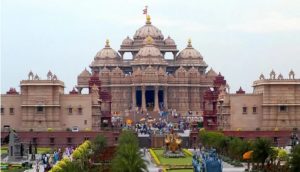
[91,134,107,155]
[117,130,139,146]
[112,131,148,172]
[228,138,252,161]
[290,144,300,172]
[252,138,273,169]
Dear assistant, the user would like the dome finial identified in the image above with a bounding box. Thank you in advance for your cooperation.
[146,36,153,44]
[187,38,192,47]
[105,39,110,47]
[146,15,151,24]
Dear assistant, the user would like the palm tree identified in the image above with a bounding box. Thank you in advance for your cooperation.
[112,143,148,172]
[252,138,273,170]
[112,130,148,172]
[117,130,139,146]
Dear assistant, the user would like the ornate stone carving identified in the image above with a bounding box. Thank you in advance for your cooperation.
[133,67,142,76]
[34,74,40,80]
[278,73,283,80]
[111,66,124,76]
[259,73,265,80]
[52,74,57,80]
[28,70,34,80]
[289,69,295,79]
[47,70,53,80]
[143,65,157,75]
[270,70,276,79]
[175,66,187,77]
[158,67,165,76]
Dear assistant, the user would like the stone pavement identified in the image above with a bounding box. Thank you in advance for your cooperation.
[223,161,245,172]
[141,149,161,172]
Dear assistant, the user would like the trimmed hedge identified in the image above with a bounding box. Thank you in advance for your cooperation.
[149,148,161,165]
[182,149,192,156]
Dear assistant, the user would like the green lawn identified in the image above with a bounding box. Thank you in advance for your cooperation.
[152,149,192,166]
[1,169,26,172]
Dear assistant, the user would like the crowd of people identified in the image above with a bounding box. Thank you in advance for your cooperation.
[33,146,74,172]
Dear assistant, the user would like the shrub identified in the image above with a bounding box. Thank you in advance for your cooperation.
[290,144,300,172]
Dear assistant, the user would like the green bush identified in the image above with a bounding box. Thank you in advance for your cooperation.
[290,144,300,172]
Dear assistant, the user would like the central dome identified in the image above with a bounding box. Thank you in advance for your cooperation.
[133,15,164,40]
[136,36,162,57]
[131,36,167,66]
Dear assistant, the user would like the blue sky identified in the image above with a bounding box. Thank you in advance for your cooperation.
[1,0,300,93]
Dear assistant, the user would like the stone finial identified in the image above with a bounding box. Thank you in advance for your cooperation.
[105,39,110,47]
[259,73,265,80]
[289,69,295,79]
[34,74,40,80]
[6,87,19,95]
[28,70,34,80]
[236,86,245,94]
[187,38,192,47]
[69,87,78,94]
[278,73,283,80]
[146,15,151,24]
[270,70,276,79]
[52,74,57,80]
[47,70,53,80]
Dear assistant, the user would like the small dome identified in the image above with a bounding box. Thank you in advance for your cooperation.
[164,36,175,45]
[133,15,164,40]
[122,36,133,46]
[79,68,91,77]
[177,39,203,59]
[95,39,120,59]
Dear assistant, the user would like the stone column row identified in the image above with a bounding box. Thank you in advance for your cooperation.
[131,86,168,112]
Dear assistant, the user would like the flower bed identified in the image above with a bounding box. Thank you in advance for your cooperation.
[149,149,192,167]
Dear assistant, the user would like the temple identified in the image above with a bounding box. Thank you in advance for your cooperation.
[77,15,217,115]
[1,15,217,132]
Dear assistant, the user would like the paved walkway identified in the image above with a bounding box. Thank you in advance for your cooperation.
[223,161,245,172]
[141,149,161,172]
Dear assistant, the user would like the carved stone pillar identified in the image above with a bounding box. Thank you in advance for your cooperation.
[164,86,168,110]
[131,86,136,109]
[154,86,159,112]
[142,86,147,111]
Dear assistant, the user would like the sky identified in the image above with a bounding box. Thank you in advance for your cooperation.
[1,0,300,94]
